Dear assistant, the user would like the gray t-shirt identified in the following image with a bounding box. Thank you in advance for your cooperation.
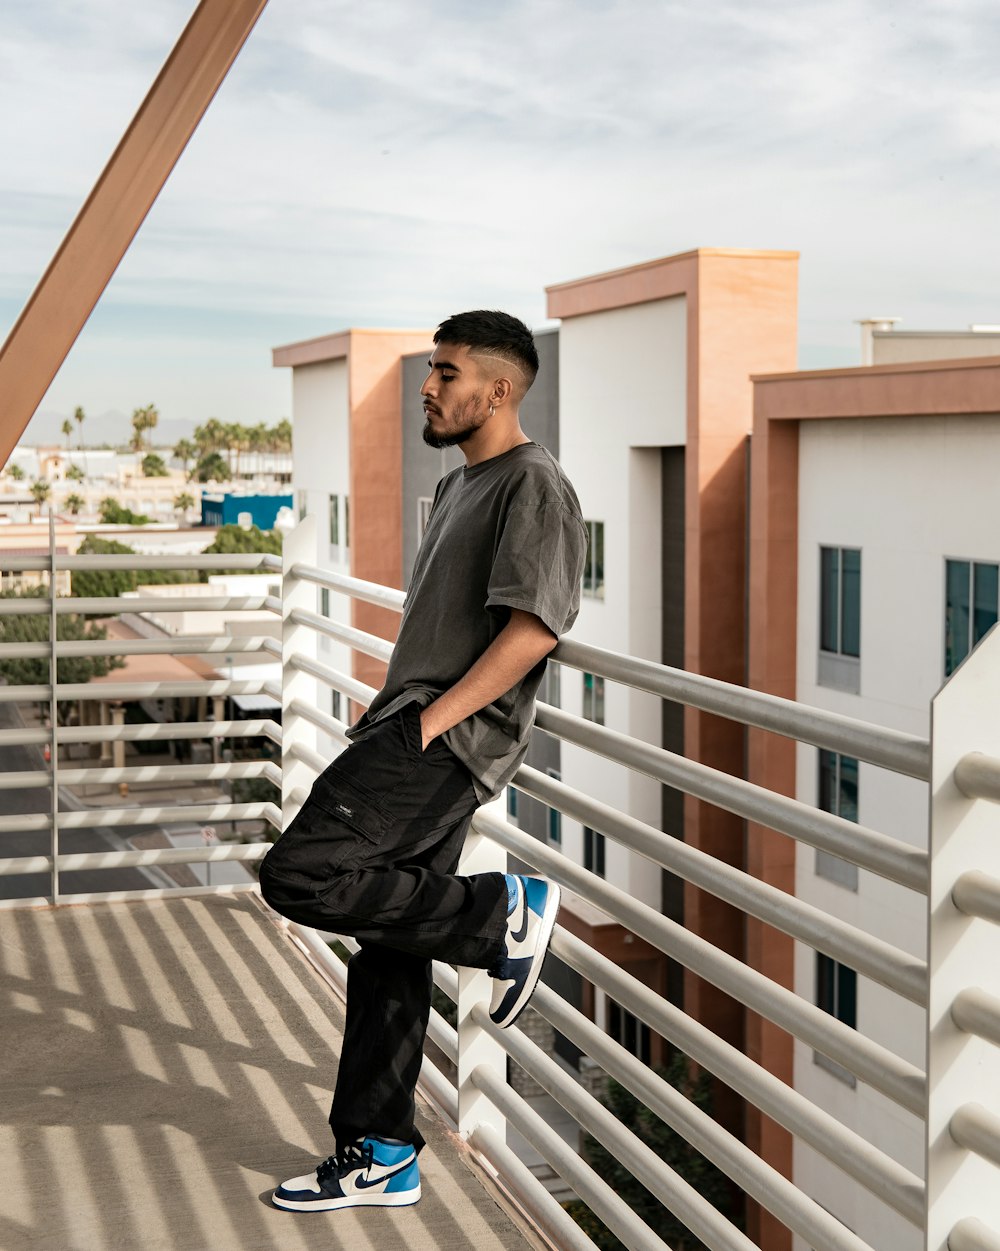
[347,442,588,801]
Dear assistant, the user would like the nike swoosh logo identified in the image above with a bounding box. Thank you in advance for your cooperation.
[355,1160,414,1190]
[510,896,529,944]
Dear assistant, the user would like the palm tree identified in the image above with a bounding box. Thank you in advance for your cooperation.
[248,423,269,477]
[130,403,159,453]
[173,438,196,481]
[74,405,88,478]
[61,419,73,452]
[65,493,85,515]
[30,479,51,516]
[173,491,195,522]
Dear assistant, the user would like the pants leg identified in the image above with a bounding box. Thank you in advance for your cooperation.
[258,703,509,1144]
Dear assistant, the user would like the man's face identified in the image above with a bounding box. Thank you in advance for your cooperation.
[420,342,491,449]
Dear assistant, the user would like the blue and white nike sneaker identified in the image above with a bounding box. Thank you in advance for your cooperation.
[488,875,561,1029]
[272,1136,421,1211]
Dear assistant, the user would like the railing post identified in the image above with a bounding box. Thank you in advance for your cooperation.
[457,792,508,1140]
[48,510,60,904]
[281,518,320,826]
[926,626,1000,1250]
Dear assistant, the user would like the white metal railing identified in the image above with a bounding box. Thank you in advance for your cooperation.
[4,520,1000,1251]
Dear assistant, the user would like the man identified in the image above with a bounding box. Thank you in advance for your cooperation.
[260,309,588,1213]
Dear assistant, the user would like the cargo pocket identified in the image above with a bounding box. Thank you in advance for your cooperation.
[310,768,394,845]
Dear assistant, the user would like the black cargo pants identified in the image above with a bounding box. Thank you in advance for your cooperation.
[259,701,509,1146]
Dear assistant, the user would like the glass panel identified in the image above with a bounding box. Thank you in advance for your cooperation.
[582,522,593,593]
[973,562,999,647]
[548,806,561,844]
[329,494,339,545]
[817,749,836,813]
[837,755,859,824]
[816,952,834,1014]
[593,521,604,598]
[320,588,330,618]
[837,964,857,1029]
[945,559,971,675]
[583,672,594,721]
[507,788,518,820]
[840,548,861,658]
[820,548,840,652]
[594,675,605,726]
[344,497,350,548]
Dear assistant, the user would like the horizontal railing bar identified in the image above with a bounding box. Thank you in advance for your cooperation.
[0,844,268,877]
[0,720,278,749]
[471,1063,673,1251]
[953,871,1000,924]
[0,801,280,839]
[4,882,261,906]
[289,563,406,612]
[287,651,379,706]
[0,636,276,661]
[470,1123,601,1251]
[0,554,281,572]
[0,760,280,791]
[552,638,930,780]
[288,741,329,778]
[952,988,1000,1048]
[949,1217,1000,1251]
[475,809,926,1115]
[0,595,273,615]
[950,1103,1000,1170]
[535,704,927,893]
[288,607,394,663]
[548,927,923,1224]
[955,752,1000,802]
[529,983,876,1251]
[0,678,271,704]
[286,698,351,748]
[513,765,925,1004]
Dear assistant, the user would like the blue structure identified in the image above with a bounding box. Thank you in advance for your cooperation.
[199,492,292,530]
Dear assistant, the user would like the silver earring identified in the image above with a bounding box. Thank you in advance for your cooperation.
[489,403,495,418]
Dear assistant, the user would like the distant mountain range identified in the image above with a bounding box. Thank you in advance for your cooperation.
[22,409,197,450]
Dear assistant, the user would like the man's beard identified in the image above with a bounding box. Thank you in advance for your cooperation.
[421,395,488,449]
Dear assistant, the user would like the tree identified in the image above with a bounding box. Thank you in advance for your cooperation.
[564,1056,736,1251]
[64,494,85,515]
[30,479,51,515]
[130,403,159,453]
[74,405,86,446]
[61,418,73,451]
[0,587,125,689]
[72,534,190,601]
[272,417,292,455]
[194,451,230,483]
[200,523,281,577]
[99,497,151,526]
[173,492,195,521]
[141,452,169,477]
[173,438,196,481]
[65,464,85,482]
[7,464,24,482]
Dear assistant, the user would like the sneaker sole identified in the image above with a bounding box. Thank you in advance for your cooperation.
[272,1185,421,1212]
[493,883,561,1029]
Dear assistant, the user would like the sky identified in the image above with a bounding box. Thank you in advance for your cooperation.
[2,0,999,440]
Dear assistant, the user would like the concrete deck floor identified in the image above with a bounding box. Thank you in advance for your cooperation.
[0,893,536,1251]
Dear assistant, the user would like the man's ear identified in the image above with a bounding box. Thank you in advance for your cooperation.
[491,376,513,406]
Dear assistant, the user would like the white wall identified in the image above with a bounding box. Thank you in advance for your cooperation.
[557,297,687,908]
[290,358,353,754]
[792,412,1000,1250]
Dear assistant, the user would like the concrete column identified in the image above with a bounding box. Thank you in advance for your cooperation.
[110,703,125,771]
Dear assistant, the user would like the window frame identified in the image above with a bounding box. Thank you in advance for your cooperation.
[945,557,1000,677]
[582,519,605,599]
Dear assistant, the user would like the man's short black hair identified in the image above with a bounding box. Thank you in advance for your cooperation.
[433,310,539,391]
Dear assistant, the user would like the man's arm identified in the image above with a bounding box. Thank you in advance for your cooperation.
[419,608,557,749]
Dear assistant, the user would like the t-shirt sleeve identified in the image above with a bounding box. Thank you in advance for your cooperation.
[485,497,588,638]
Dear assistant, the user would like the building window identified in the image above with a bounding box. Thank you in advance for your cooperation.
[298,490,308,521]
[607,999,650,1064]
[582,519,604,599]
[320,588,330,617]
[417,496,434,535]
[331,690,342,722]
[584,826,606,877]
[507,787,519,823]
[541,660,561,707]
[945,559,999,676]
[329,494,340,546]
[546,768,562,844]
[816,953,856,1029]
[818,546,860,693]
[583,672,605,724]
[344,496,350,549]
[816,751,859,890]
[820,547,860,656]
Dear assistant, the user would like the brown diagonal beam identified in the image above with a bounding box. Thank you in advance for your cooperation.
[0,0,270,467]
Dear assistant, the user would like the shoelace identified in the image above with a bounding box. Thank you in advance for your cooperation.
[316,1141,374,1185]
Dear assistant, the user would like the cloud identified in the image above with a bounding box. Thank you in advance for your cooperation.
[3,0,1000,425]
